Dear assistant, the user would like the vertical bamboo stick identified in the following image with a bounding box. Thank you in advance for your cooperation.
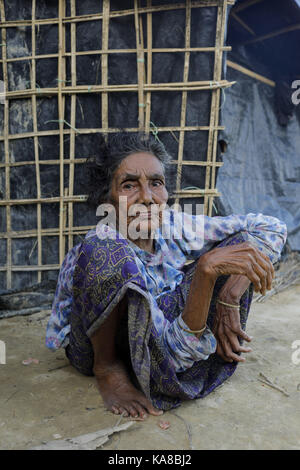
[101,0,110,136]
[134,0,145,130]
[31,0,42,282]
[145,0,152,134]
[204,2,224,216]
[58,0,66,264]
[208,0,228,216]
[68,0,77,250]
[0,1,11,289]
[175,0,191,207]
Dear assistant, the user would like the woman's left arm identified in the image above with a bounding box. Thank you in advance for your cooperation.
[234,213,287,264]
[210,214,287,362]
[171,210,287,264]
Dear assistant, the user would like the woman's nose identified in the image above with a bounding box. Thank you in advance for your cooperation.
[138,184,154,205]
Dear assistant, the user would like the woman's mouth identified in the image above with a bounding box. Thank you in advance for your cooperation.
[139,211,152,220]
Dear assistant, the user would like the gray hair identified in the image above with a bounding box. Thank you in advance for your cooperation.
[86,131,173,206]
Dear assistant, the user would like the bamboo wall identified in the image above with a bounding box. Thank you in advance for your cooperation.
[0,0,234,290]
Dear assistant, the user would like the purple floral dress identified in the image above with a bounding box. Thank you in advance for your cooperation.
[46,211,287,410]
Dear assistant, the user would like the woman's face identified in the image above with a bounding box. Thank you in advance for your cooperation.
[109,152,169,240]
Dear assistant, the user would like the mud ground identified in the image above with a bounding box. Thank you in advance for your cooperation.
[0,285,300,450]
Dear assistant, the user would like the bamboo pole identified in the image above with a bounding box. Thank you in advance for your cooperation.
[208,0,228,216]
[243,22,300,46]
[145,0,152,134]
[232,0,263,13]
[31,0,42,283]
[0,225,95,239]
[205,1,228,216]
[101,0,110,137]
[58,0,66,265]
[0,46,231,64]
[0,124,226,144]
[3,79,235,100]
[0,0,11,289]
[230,12,256,37]
[175,0,191,207]
[227,60,275,87]
[0,157,224,169]
[134,0,146,129]
[0,2,236,28]
[68,0,77,251]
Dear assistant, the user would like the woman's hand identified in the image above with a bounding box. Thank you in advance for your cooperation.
[198,242,275,295]
[212,275,253,362]
[198,242,275,363]
[212,303,252,362]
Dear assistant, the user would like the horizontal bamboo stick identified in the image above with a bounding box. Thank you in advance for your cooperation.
[170,160,223,166]
[173,189,220,195]
[0,1,235,28]
[0,195,87,206]
[0,187,221,206]
[65,46,232,54]
[230,12,256,37]
[232,0,263,13]
[227,60,275,87]
[243,22,300,46]
[0,225,94,239]
[0,125,225,142]
[0,159,223,169]
[0,46,232,63]
[0,264,60,272]
[0,159,87,167]
[3,80,235,100]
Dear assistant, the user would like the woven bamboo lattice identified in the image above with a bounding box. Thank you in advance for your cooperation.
[0,0,235,290]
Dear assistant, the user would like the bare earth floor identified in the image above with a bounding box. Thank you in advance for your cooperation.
[0,284,300,450]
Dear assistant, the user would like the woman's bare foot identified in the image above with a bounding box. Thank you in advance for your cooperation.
[94,362,163,420]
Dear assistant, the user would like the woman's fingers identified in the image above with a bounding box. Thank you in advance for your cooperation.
[246,255,267,295]
[209,242,275,295]
[245,245,275,294]
[241,248,274,295]
[222,308,252,343]
[216,342,231,362]
[259,252,275,290]
[252,250,274,289]
[224,327,252,354]
[216,330,247,363]
[221,336,246,362]
[214,309,253,362]
[215,321,236,362]
[235,327,252,343]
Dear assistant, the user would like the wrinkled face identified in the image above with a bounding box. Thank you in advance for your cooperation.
[109,152,169,240]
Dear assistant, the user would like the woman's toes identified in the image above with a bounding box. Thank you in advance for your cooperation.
[132,402,148,419]
[127,404,139,418]
[150,408,164,416]
[111,406,120,415]
[140,398,163,416]
[118,407,129,417]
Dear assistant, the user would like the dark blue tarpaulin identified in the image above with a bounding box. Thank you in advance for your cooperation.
[217,63,300,251]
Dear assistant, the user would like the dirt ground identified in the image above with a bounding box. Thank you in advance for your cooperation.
[0,284,300,450]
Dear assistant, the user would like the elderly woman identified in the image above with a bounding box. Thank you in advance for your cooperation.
[46,132,287,419]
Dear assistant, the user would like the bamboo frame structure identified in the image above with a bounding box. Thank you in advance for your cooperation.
[0,0,234,289]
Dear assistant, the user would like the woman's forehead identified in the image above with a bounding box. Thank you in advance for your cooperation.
[114,152,165,178]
